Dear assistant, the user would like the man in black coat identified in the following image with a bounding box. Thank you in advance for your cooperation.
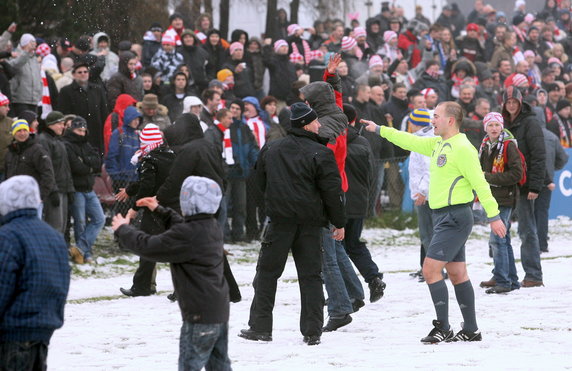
[59,62,109,155]
[262,39,297,104]
[239,102,346,346]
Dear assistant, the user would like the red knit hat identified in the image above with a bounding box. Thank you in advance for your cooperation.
[140,123,163,148]
[36,43,51,57]
[0,93,9,106]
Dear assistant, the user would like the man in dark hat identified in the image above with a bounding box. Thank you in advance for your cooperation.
[547,99,572,143]
[239,102,346,346]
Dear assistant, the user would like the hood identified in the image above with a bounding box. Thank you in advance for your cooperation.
[452,58,477,76]
[242,96,262,113]
[0,175,41,217]
[299,81,348,141]
[502,100,534,128]
[163,113,204,150]
[180,176,222,217]
[347,124,360,143]
[414,125,435,137]
[123,106,142,128]
[92,32,111,53]
[114,94,137,114]
[143,30,157,42]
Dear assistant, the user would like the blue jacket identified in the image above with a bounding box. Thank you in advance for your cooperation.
[228,118,259,179]
[0,209,70,342]
[105,106,141,182]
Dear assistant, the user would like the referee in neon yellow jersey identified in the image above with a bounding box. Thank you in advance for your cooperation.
[362,101,506,344]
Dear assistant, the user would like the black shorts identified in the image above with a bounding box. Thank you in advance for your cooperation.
[426,203,474,262]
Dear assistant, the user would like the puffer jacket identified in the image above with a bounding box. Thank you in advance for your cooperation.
[255,127,346,228]
[90,32,119,82]
[105,107,141,183]
[408,126,434,200]
[502,101,546,193]
[37,128,75,193]
[4,137,56,201]
[7,49,42,105]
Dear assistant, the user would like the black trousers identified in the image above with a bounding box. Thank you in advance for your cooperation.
[248,223,324,337]
[0,341,48,371]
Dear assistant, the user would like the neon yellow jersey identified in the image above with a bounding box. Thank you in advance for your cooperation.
[379,126,500,219]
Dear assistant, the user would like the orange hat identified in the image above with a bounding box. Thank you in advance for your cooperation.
[217,69,233,82]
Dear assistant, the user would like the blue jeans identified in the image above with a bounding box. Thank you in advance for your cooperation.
[534,186,552,251]
[72,191,105,260]
[322,228,364,317]
[517,193,543,282]
[490,206,519,289]
[179,322,231,371]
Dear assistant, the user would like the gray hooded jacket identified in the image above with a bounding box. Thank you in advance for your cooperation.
[90,32,119,82]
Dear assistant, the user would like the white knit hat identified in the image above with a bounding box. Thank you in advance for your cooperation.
[20,33,35,47]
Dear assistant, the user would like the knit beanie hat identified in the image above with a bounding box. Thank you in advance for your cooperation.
[11,119,29,136]
[421,88,437,98]
[353,27,367,39]
[162,33,176,45]
[36,43,51,57]
[343,103,357,124]
[0,93,9,106]
[369,55,383,69]
[18,110,37,127]
[229,42,243,55]
[290,102,318,128]
[0,175,41,216]
[217,68,233,82]
[287,24,303,37]
[503,86,523,105]
[274,39,288,53]
[341,36,357,51]
[408,109,431,127]
[140,123,163,149]
[46,111,65,126]
[556,99,571,112]
[180,176,222,216]
[20,33,35,48]
[483,112,504,129]
[383,30,398,44]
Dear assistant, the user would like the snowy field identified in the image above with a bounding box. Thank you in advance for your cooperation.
[48,218,572,370]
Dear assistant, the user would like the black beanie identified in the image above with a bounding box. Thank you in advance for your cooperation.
[290,102,318,128]
[556,99,571,112]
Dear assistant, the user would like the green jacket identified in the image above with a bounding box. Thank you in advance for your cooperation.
[378,126,500,220]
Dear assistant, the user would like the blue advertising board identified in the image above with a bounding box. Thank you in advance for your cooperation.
[549,148,572,219]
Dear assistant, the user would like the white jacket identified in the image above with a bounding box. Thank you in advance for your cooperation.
[408,125,434,200]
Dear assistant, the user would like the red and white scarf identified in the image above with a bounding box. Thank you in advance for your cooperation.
[216,121,235,165]
[40,70,52,120]
[291,39,312,65]
[246,116,266,149]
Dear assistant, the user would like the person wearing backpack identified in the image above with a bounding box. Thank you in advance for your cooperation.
[477,112,524,294]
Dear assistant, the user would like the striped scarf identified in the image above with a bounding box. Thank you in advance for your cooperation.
[555,115,571,148]
[478,131,509,173]
[246,116,267,149]
[291,39,312,65]
[40,70,52,120]
[217,121,235,165]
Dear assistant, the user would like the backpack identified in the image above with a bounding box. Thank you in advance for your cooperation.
[502,141,527,187]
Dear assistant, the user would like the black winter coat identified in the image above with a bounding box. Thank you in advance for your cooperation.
[5,137,56,201]
[37,129,74,193]
[345,125,374,218]
[381,95,410,158]
[222,59,256,98]
[255,128,346,228]
[115,206,229,324]
[413,72,450,103]
[203,43,227,81]
[59,81,109,155]
[179,44,209,93]
[502,102,546,193]
[262,45,297,101]
[63,130,102,193]
[157,119,225,210]
[126,145,176,233]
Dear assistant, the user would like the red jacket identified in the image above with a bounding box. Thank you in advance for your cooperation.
[398,31,421,68]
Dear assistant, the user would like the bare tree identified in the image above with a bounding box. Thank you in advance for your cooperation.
[290,0,300,25]
[220,0,230,39]
[265,0,278,39]
[204,0,213,16]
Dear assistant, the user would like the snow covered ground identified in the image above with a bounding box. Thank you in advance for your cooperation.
[48,218,572,370]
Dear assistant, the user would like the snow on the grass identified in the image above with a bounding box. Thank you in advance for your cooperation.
[49,219,572,370]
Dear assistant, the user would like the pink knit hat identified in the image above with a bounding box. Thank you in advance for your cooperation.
[289,52,304,65]
[548,57,564,67]
[512,73,529,87]
[341,36,357,51]
[0,93,9,106]
[36,43,51,57]
[229,42,243,55]
[421,88,437,98]
[383,30,398,44]
[523,50,535,58]
[274,39,288,53]
[353,27,367,39]
[369,55,383,68]
[287,24,303,36]
[483,112,504,129]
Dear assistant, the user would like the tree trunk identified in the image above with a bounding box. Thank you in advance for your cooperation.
[219,0,230,40]
[175,0,194,30]
[265,0,277,39]
[190,0,202,30]
[204,0,213,16]
[290,0,299,25]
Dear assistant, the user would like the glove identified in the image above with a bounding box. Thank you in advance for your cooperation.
[49,192,61,207]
